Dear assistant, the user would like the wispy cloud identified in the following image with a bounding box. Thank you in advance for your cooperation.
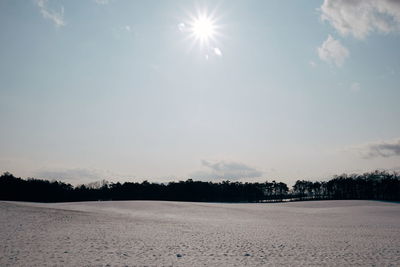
[320,0,400,39]
[351,138,400,159]
[350,82,361,92]
[190,160,263,180]
[317,35,349,67]
[93,0,111,4]
[35,0,65,27]
[309,61,317,68]
[34,168,105,182]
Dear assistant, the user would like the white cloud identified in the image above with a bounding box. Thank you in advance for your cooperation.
[309,61,317,67]
[352,138,400,158]
[317,35,349,67]
[35,0,65,27]
[320,0,400,39]
[190,160,263,180]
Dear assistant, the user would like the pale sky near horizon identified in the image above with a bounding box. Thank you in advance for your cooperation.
[1,0,400,185]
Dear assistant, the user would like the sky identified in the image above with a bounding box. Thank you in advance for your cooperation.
[0,0,400,185]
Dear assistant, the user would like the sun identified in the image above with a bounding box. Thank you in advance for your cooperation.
[185,10,220,47]
[191,16,216,43]
[179,7,223,57]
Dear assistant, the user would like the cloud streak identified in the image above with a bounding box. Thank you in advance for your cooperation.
[35,0,65,27]
[353,138,400,158]
[317,35,349,67]
[190,160,263,180]
[320,0,400,39]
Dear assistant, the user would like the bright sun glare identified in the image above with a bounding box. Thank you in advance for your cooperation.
[180,8,223,57]
[192,16,215,42]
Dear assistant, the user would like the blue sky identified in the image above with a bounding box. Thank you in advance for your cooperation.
[1,0,399,185]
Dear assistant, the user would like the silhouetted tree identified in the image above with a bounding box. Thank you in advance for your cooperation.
[0,170,399,203]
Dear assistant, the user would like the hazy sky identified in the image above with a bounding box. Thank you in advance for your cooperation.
[1,0,400,185]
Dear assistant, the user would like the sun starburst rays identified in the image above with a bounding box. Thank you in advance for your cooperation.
[190,15,217,46]
[179,7,223,58]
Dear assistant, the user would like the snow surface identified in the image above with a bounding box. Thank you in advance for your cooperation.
[1,200,399,266]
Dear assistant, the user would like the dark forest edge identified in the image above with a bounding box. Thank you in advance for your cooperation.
[0,170,399,203]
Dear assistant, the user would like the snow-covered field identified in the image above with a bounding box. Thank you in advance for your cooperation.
[1,200,399,266]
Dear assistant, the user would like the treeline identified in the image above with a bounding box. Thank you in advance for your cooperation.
[293,171,400,201]
[0,170,399,203]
